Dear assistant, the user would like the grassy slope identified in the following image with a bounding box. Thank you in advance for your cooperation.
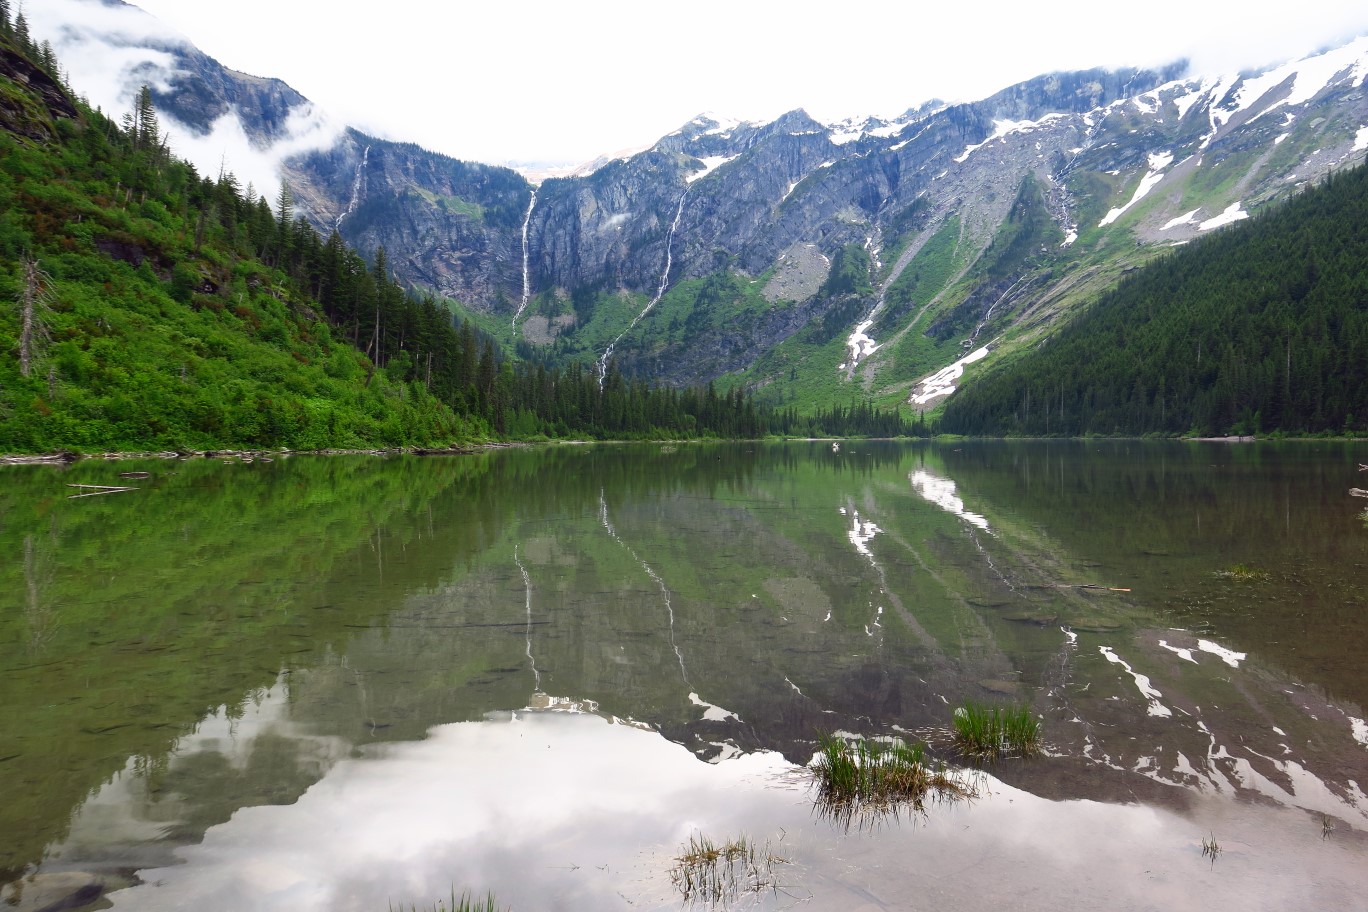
[0,39,483,453]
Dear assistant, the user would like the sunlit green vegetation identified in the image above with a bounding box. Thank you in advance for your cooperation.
[951,701,1042,760]
[810,733,970,826]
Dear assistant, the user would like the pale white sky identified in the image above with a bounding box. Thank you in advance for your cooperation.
[40,0,1368,168]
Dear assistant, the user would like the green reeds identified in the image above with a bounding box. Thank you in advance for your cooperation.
[1201,832,1222,866]
[810,733,970,827]
[669,833,787,905]
[388,889,502,912]
[952,702,1042,760]
[1217,563,1270,581]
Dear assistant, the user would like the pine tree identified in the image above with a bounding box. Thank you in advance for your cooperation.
[14,8,30,51]
[132,85,159,151]
[274,181,294,266]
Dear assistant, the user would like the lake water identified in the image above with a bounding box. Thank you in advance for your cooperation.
[2,441,1367,911]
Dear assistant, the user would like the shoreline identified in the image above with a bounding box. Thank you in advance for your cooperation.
[0,442,528,467]
[4,433,1364,466]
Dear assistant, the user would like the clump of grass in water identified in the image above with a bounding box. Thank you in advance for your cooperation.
[1216,563,1270,581]
[952,701,1042,761]
[1202,832,1222,866]
[669,833,787,905]
[810,733,971,828]
[388,890,502,912]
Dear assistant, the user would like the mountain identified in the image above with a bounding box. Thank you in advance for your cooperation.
[0,21,836,455]
[937,158,1368,436]
[30,1,1368,422]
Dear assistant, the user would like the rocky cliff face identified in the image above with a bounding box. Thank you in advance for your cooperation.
[0,41,80,141]
[284,132,529,307]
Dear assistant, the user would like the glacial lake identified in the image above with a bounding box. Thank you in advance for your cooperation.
[2,441,1367,911]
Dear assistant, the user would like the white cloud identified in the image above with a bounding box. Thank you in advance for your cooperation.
[27,0,186,117]
[27,0,344,197]
[166,104,345,198]
[31,0,1368,168]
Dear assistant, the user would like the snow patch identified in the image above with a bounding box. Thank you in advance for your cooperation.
[953,116,1060,164]
[846,510,882,566]
[1171,80,1210,121]
[909,470,990,530]
[1100,646,1173,718]
[1230,35,1368,123]
[1197,639,1246,668]
[1158,640,1198,663]
[844,319,879,366]
[1355,126,1368,153]
[1133,93,1160,115]
[1161,208,1201,231]
[1098,151,1173,227]
[689,692,740,723]
[1198,202,1248,231]
[686,154,739,184]
[910,346,989,405]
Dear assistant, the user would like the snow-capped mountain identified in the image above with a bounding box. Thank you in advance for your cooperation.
[26,0,1368,402]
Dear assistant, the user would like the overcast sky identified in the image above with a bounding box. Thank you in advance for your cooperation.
[40,0,1368,168]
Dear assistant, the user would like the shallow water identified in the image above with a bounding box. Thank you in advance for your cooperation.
[2,442,1366,910]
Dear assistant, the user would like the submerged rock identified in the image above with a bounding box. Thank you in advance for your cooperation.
[0,871,104,912]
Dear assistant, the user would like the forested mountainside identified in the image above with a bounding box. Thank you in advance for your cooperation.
[939,160,1368,436]
[0,22,856,454]
[25,1,1368,439]
[0,35,471,451]
[64,0,1365,419]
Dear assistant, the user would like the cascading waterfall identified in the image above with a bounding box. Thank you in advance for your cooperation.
[598,490,691,688]
[597,189,689,388]
[511,189,537,332]
[335,145,370,230]
[515,545,541,693]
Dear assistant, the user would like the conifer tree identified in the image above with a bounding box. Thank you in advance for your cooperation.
[14,8,29,51]
[133,85,159,151]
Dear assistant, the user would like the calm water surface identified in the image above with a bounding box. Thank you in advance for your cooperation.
[2,441,1366,911]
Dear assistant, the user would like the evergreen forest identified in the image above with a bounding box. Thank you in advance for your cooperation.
[940,161,1368,437]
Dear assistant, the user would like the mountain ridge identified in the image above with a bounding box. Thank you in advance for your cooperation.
[28,1,1368,418]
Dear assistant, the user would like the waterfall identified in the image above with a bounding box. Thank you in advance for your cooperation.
[598,490,690,688]
[512,189,537,332]
[597,189,689,388]
[335,145,370,230]
[515,545,541,693]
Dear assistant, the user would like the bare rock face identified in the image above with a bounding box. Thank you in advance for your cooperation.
[285,131,530,306]
[0,43,80,142]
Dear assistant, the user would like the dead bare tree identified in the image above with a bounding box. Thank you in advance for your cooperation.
[17,255,53,377]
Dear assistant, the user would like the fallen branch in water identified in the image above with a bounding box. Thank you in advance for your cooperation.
[66,483,138,498]
[1025,583,1132,593]
[1350,488,1368,498]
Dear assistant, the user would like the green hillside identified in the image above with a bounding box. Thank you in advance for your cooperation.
[0,28,481,453]
[0,24,904,452]
[940,161,1368,437]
